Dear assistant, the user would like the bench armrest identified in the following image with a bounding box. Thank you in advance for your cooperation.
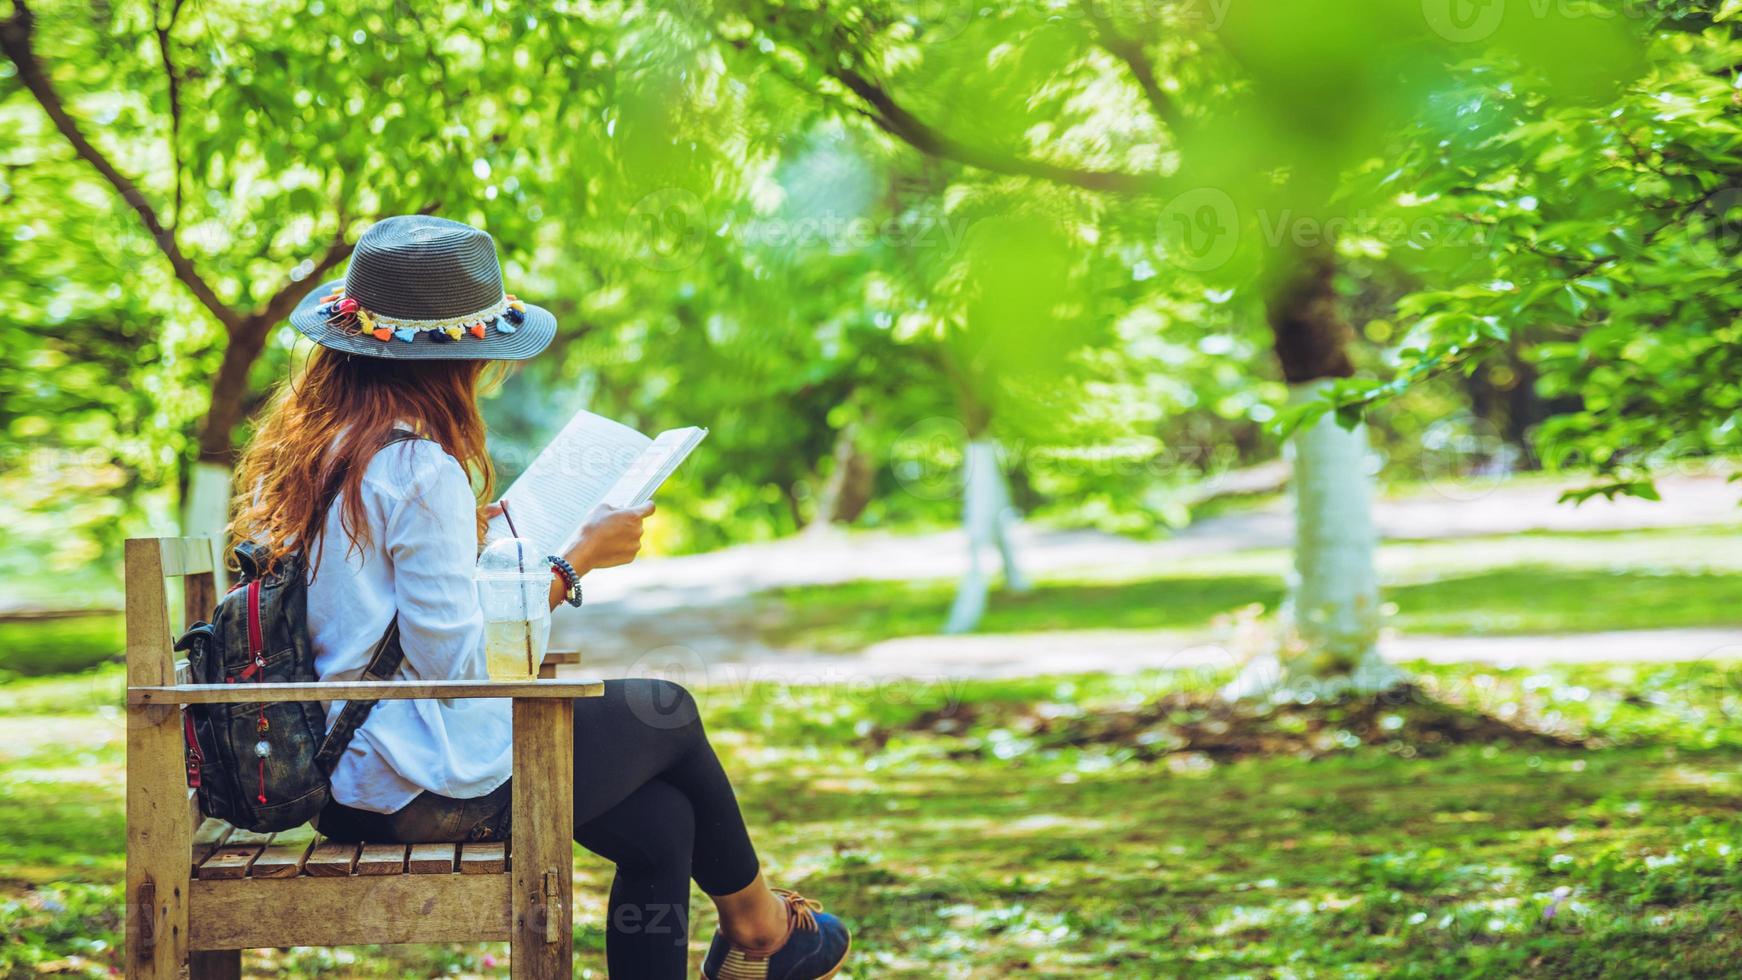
[127,678,605,706]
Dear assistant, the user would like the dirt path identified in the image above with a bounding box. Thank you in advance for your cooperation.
[550,625,1742,684]
[550,472,1739,681]
[566,471,1737,601]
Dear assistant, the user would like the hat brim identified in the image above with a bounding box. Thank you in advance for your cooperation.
[287,279,557,361]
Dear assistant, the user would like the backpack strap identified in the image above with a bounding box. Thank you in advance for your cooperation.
[314,427,424,520]
[311,427,426,777]
[312,617,407,775]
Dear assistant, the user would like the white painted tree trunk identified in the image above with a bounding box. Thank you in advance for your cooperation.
[1223,384,1403,700]
[183,460,232,588]
[944,438,1030,634]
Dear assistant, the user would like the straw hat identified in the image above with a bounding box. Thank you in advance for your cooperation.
[288,215,555,360]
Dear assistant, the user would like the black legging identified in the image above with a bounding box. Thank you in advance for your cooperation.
[316,679,761,977]
[568,679,762,973]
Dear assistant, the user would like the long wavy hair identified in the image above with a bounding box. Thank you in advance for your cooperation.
[230,348,497,573]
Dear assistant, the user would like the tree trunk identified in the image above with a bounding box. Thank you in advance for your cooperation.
[1225,245,1402,699]
[182,460,233,538]
[180,316,269,581]
[1463,339,1573,461]
[944,437,1030,634]
[808,420,875,531]
[197,316,270,467]
[184,377,252,544]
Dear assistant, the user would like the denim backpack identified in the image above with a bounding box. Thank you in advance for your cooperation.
[173,430,422,832]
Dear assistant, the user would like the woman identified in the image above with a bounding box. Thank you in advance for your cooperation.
[229,215,850,979]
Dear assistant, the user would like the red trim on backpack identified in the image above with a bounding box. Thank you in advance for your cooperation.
[183,711,203,788]
[244,579,269,804]
[237,579,267,682]
[246,579,263,658]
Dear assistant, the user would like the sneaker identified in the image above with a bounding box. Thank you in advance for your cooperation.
[701,889,851,980]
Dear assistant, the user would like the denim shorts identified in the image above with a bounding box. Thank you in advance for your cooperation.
[313,778,513,844]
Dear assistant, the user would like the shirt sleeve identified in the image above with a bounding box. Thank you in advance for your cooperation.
[378,445,490,682]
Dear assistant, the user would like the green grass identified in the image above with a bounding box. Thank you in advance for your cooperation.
[761,574,1285,650]
[1394,568,1742,635]
[5,660,1742,976]
[0,614,124,679]
[763,563,1742,652]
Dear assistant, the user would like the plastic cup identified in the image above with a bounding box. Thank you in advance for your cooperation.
[476,538,550,681]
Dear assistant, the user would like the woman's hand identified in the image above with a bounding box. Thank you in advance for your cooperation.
[483,500,654,575]
[564,502,654,575]
[484,500,652,609]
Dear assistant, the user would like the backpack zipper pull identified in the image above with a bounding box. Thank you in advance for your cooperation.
[254,706,270,805]
[236,651,268,683]
[183,712,203,788]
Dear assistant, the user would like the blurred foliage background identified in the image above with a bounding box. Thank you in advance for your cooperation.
[4,0,1733,592]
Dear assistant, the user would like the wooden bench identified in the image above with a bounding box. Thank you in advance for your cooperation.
[123,536,599,978]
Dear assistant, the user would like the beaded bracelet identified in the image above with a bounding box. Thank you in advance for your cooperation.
[548,555,583,608]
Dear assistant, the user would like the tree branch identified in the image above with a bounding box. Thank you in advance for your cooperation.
[197,226,357,463]
[1,0,239,328]
[700,9,1164,195]
[256,229,356,328]
[153,0,187,228]
[827,62,1165,195]
[1079,1,1182,131]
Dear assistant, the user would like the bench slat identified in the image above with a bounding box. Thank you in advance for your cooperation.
[303,838,360,877]
[250,825,319,879]
[459,842,507,874]
[189,818,233,874]
[355,843,407,875]
[408,842,457,874]
[197,830,274,880]
[130,677,605,705]
[189,874,512,949]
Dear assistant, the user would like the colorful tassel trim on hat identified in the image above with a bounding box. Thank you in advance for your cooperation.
[317,289,528,343]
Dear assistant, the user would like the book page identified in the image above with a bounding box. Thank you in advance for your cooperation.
[488,410,651,557]
[602,427,709,509]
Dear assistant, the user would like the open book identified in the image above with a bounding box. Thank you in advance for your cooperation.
[487,409,707,558]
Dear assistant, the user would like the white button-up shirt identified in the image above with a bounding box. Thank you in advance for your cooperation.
[306,436,524,813]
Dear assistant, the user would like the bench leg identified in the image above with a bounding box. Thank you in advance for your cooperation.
[189,949,241,979]
[511,698,575,979]
[126,702,194,978]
